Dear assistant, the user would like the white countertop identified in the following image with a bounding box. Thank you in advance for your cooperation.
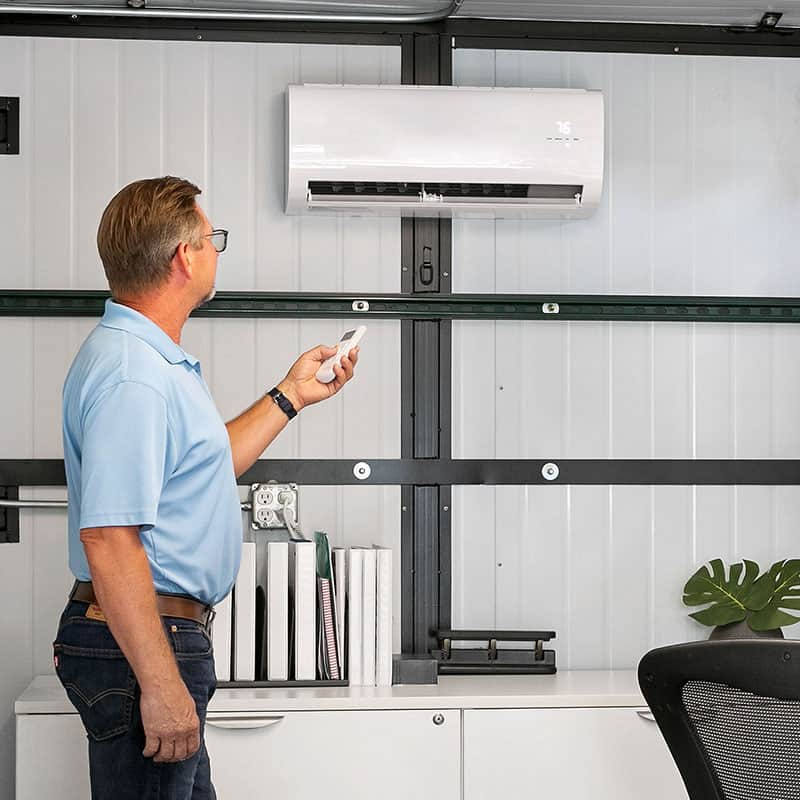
[16,671,646,715]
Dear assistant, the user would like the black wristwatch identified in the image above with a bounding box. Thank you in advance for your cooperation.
[267,387,298,420]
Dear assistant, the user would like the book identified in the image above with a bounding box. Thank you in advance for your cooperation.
[318,578,339,679]
[361,547,377,686]
[332,548,347,679]
[267,540,289,681]
[234,541,256,681]
[374,546,393,687]
[347,548,364,686]
[315,531,341,681]
[289,539,316,680]
[212,590,233,682]
[255,585,266,680]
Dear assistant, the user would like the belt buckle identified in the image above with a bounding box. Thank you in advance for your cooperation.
[205,607,216,631]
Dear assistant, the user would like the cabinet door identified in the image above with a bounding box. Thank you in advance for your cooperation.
[16,715,90,800]
[464,707,687,800]
[205,708,461,800]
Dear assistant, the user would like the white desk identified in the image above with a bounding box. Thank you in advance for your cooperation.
[16,672,687,799]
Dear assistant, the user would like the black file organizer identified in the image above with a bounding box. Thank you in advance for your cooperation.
[431,629,557,675]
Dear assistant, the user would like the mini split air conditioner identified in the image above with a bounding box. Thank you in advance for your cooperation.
[285,84,604,219]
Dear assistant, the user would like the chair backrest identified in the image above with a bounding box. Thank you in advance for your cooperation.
[638,640,800,800]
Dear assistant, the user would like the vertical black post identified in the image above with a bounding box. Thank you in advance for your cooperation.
[400,34,453,656]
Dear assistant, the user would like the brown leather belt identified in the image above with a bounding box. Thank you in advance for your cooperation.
[70,581,213,627]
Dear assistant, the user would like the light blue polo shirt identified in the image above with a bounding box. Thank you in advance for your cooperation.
[62,300,242,606]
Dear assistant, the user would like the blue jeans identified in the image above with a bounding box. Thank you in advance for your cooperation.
[53,600,217,799]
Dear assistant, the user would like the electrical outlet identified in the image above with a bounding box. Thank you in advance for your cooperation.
[249,482,298,530]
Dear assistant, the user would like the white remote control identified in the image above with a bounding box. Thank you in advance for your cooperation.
[315,325,366,384]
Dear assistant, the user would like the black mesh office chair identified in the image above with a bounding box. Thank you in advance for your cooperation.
[638,640,800,800]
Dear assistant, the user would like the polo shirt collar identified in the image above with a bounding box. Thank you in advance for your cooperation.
[100,299,200,369]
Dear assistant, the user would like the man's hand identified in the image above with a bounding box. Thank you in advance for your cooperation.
[80,526,201,764]
[225,343,359,477]
[277,344,360,411]
[140,680,200,763]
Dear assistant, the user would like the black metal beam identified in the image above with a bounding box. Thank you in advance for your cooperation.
[5,459,800,486]
[400,32,453,657]
[242,458,800,485]
[448,18,800,58]
[5,289,800,324]
[0,12,402,45]
[4,14,800,59]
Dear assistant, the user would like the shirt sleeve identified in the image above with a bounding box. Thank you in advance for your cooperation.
[78,380,173,531]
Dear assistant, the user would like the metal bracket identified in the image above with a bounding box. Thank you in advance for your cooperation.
[0,97,20,155]
[727,11,787,34]
[0,486,20,543]
[419,245,435,286]
[758,11,783,29]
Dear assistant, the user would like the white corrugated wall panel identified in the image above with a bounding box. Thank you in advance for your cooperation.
[452,48,800,670]
[0,38,400,800]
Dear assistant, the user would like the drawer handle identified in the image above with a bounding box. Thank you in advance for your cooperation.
[207,715,285,730]
[637,710,656,723]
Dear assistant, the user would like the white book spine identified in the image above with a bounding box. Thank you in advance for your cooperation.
[332,548,347,679]
[290,540,316,681]
[361,548,377,687]
[347,548,364,686]
[267,541,289,681]
[234,541,256,681]
[375,547,393,687]
[212,590,233,682]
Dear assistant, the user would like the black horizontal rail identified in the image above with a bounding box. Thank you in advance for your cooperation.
[3,459,800,487]
[3,14,800,59]
[0,12,403,45]
[3,290,800,323]
[449,18,800,58]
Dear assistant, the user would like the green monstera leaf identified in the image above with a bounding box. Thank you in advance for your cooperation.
[748,559,800,631]
[683,559,771,627]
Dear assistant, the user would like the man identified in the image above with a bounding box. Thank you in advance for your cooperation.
[54,176,359,799]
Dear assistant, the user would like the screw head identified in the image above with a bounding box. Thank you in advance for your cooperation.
[353,461,371,480]
[542,462,560,481]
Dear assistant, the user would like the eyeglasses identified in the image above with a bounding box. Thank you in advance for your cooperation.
[202,229,228,253]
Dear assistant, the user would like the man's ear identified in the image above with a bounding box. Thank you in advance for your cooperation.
[171,241,194,282]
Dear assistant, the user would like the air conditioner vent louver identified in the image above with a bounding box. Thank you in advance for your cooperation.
[308,181,583,201]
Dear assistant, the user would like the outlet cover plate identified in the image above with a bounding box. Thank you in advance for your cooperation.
[249,482,298,530]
